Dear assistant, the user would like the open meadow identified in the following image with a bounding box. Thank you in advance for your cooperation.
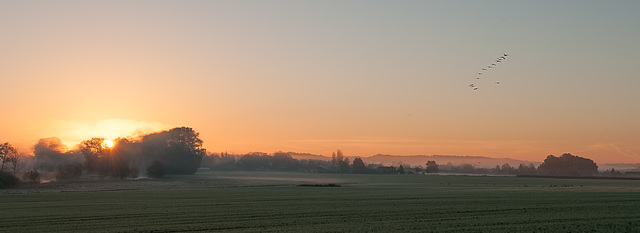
[3,172,640,232]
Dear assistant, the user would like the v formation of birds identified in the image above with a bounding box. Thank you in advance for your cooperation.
[469,53,508,91]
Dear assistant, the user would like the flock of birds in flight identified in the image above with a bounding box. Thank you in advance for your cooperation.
[469,53,509,91]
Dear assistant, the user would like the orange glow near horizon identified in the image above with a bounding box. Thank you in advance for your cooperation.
[1,2,639,165]
[0,117,638,164]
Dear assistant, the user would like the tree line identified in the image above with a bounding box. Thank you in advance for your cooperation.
[1,127,205,187]
[0,133,622,189]
[202,150,380,174]
[201,152,606,177]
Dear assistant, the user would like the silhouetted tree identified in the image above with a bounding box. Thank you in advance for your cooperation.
[79,137,106,173]
[0,142,17,172]
[397,165,405,174]
[425,160,439,173]
[202,153,237,170]
[237,152,270,170]
[106,137,136,178]
[331,152,336,165]
[8,152,25,174]
[500,163,515,174]
[332,149,345,165]
[602,168,622,176]
[461,164,475,174]
[271,152,298,171]
[338,160,350,173]
[538,153,598,176]
[77,137,140,178]
[517,163,537,175]
[337,150,344,163]
[352,157,367,173]
[141,127,205,174]
[330,150,350,172]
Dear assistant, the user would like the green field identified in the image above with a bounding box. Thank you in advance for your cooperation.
[3,172,640,232]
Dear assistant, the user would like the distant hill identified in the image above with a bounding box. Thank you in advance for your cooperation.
[287,152,331,161]
[361,154,541,169]
[287,153,541,168]
[599,163,640,172]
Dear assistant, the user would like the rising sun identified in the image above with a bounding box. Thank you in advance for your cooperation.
[102,139,114,149]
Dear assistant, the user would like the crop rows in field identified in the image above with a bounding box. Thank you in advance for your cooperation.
[2,172,640,232]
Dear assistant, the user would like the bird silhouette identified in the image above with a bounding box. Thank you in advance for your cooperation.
[469,52,509,91]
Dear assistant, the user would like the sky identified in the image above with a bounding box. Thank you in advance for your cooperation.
[1,1,639,163]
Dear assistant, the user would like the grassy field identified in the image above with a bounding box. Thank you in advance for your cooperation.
[2,172,640,232]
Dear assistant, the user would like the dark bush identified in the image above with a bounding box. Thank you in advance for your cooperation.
[0,171,20,188]
[56,163,83,180]
[147,161,165,178]
[23,170,41,183]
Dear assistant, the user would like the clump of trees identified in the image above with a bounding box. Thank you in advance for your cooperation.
[332,150,351,173]
[0,132,627,185]
[76,127,205,178]
[352,157,368,173]
[0,142,24,188]
[203,150,377,173]
[203,150,415,174]
[0,127,206,185]
[435,153,600,177]
[601,168,622,177]
[537,153,598,176]
[426,160,439,173]
[140,127,205,174]
[33,137,83,176]
[22,170,40,183]
[1,142,24,174]
[203,151,607,176]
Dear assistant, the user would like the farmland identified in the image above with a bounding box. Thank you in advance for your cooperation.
[3,172,640,232]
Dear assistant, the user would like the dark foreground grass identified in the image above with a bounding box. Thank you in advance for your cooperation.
[2,172,640,232]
